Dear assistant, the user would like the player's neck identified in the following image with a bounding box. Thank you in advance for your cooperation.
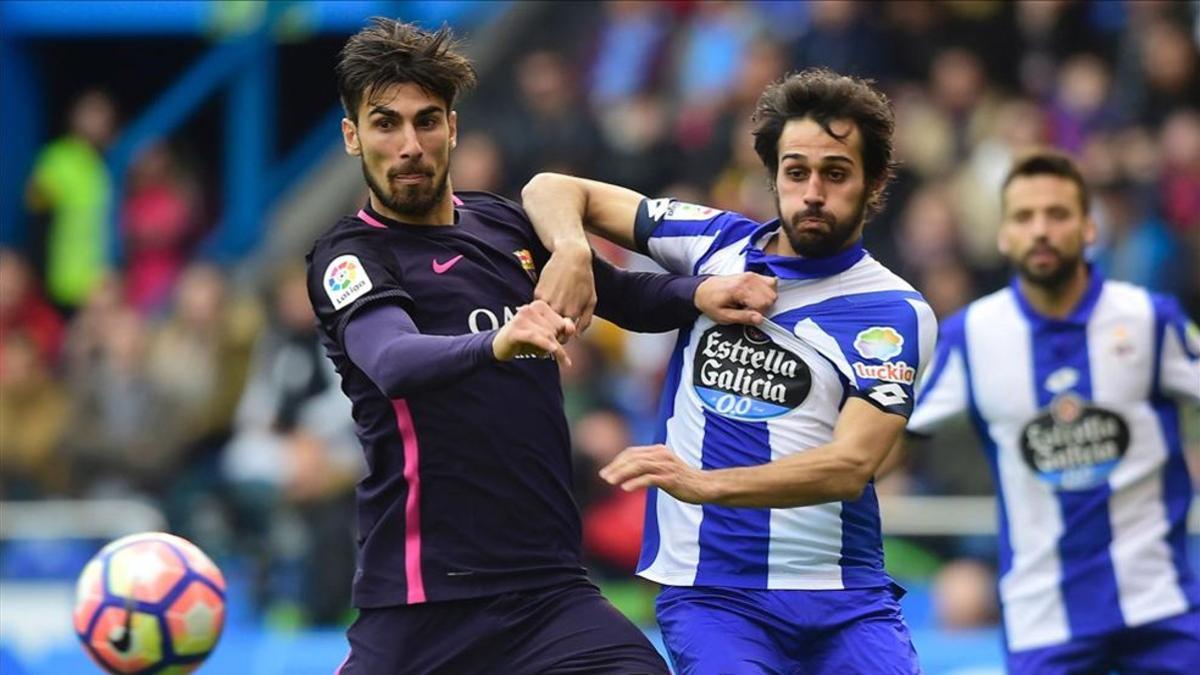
[1017,264,1091,320]
[369,190,455,227]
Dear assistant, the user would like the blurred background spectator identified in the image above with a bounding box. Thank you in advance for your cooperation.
[24,90,117,314]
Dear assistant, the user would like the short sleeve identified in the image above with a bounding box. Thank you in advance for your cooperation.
[633,198,759,274]
[1154,294,1200,404]
[908,311,972,434]
[834,297,936,419]
[306,232,414,346]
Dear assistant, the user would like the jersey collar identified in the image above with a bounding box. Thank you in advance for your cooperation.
[1010,264,1105,327]
[357,199,461,229]
[742,220,866,279]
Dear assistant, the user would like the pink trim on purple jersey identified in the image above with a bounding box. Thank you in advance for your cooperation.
[392,398,427,603]
[452,194,464,206]
[357,209,387,229]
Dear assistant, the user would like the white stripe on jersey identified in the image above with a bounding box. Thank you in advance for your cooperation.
[966,292,1070,651]
[1089,283,1187,627]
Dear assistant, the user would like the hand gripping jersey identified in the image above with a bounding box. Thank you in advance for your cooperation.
[908,273,1200,652]
[631,199,937,590]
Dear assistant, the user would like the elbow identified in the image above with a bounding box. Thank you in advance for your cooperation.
[522,172,567,201]
[833,464,875,502]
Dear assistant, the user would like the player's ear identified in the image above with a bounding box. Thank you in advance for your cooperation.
[448,110,458,150]
[342,118,362,157]
[1083,215,1097,247]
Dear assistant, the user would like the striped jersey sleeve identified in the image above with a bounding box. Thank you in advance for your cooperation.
[837,297,934,418]
[1153,294,1200,403]
[908,310,971,434]
[633,198,760,274]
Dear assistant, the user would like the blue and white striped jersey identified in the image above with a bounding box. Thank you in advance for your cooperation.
[632,199,937,590]
[908,273,1200,651]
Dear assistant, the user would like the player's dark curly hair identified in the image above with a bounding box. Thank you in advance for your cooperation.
[336,18,477,122]
[1002,150,1090,214]
[752,69,896,218]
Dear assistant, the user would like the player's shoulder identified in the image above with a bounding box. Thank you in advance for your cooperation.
[837,255,929,313]
[306,214,382,265]
[645,198,760,234]
[1097,278,1174,321]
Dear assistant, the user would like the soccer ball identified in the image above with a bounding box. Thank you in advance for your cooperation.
[73,532,226,674]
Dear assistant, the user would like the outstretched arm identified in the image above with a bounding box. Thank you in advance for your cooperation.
[592,257,777,332]
[600,398,905,508]
[345,300,574,398]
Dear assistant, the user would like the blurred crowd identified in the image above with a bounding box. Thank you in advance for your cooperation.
[3,0,1198,633]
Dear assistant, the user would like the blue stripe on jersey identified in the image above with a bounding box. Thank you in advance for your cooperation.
[1155,399,1200,605]
[691,219,760,275]
[1029,321,1124,636]
[694,412,771,586]
[639,326,693,573]
[1150,295,1200,605]
[839,481,885,587]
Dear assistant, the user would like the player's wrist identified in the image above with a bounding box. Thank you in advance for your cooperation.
[550,238,591,261]
[690,275,715,310]
[697,468,729,504]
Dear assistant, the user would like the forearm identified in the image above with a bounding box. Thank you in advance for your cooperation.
[521,173,594,253]
[706,442,877,508]
[345,303,496,398]
[522,173,643,250]
[593,257,704,332]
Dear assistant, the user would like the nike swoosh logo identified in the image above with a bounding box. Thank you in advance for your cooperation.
[432,255,463,274]
[109,597,134,652]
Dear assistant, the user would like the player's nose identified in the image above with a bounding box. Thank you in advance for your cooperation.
[398,125,423,160]
[802,175,825,205]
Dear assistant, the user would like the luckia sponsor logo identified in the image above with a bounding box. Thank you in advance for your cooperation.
[1019,393,1130,490]
[853,361,915,385]
[854,326,904,361]
[692,324,810,420]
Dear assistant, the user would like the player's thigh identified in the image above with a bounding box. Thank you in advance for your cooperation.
[340,600,501,674]
[503,579,669,675]
[1005,635,1111,675]
[800,586,920,675]
[1112,608,1200,674]
[655,586,789,675]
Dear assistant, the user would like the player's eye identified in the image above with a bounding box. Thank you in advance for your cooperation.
[375,118,395,130]
[417,117,439,130]
[826,169,847,182]
[785,167,808,180]
[1047,206,1070,221]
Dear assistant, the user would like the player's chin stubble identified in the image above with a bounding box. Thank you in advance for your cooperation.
[1016,247,1083,290]
[779,198,866,258]
[362,160,449,219]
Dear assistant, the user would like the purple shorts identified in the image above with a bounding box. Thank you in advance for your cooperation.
[1006,607,1200,674]
[336,578,668,674]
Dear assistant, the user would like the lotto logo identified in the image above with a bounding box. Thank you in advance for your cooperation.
[867,383,908,408]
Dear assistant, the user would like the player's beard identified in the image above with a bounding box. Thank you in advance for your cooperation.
[362,159,449,220]
[777,193,866,258]
[1014,241,1084,290]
